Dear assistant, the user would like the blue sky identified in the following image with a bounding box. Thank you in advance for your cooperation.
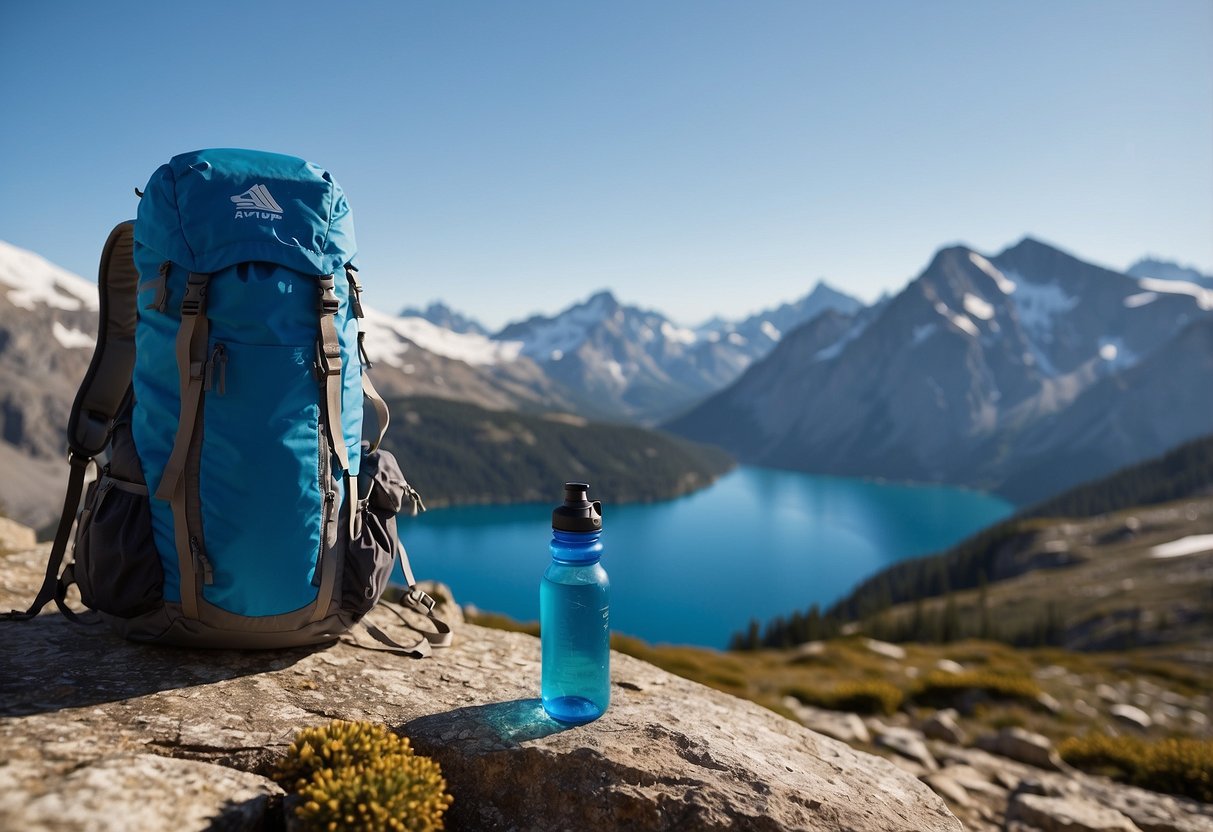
[2,1,1210,329]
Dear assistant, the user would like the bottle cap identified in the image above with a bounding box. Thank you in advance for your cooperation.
[552,482,603,532]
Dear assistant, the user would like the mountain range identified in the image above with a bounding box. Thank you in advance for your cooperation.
[666,238,1213,503]
[2,234,1209,527]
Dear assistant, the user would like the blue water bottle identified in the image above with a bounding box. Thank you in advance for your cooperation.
[541,482,610,724]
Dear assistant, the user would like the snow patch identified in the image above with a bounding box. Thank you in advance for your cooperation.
[659,320,697,345]
[950,314,979,337]
[760,320,781,341]
[934,301,979,336]
[1012,276,1078,342]
[815,315,874,362]
[1136,277,1213,311]
[0,240,99,311]
[727,332,747,346]
[362,307,523,367]
[1150,535,1213,559]
[549,349,564,361]
[969,252,1017,293]
[604,359,626,385]
[52,320,96,349]
[1124,292,1158,309]
[1095,337,1136,369]
[963,293,995,321]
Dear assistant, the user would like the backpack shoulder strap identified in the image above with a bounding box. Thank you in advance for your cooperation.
[3,221,140,622]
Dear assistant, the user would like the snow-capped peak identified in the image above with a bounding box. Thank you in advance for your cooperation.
[363,307,523,367]
[0,240,99,312]
[1134,277,1213,311]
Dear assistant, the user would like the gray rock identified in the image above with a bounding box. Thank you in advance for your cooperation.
[1110,703,1153,730]
[782,697,871,744]
[1036,691,1063,715]
[922,708,966,745]
[938,764,1008,798]
[864,638,907,660]
[0,543,963,832]
[1096,683,1123,703]
[1007,793,1143,832]
[1078,777,1213,832]
[876,726,939,772]
[935,658,965,674]
[0,754,281,832]
[976,728,1066,772]
[923,772,971,807]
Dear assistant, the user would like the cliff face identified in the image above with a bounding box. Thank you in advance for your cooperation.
[0,541,960,832]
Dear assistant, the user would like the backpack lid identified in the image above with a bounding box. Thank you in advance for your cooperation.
[135,148,356,275]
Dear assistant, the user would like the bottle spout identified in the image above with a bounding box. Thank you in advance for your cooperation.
[553,481,603,531]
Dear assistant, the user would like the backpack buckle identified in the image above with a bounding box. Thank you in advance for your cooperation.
[406,588,436,614]
[180,273,210,317]
[318,277,340,316]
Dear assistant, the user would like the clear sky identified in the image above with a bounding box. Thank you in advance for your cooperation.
[2,1,1210,329]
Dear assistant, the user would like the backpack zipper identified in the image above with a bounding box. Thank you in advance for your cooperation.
[190,535,214,585]
[313,416,335,587]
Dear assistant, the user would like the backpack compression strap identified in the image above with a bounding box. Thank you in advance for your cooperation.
[2,222,140,622]
[346,266,390,453]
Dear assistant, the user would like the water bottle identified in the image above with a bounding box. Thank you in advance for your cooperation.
[541,482,610,724]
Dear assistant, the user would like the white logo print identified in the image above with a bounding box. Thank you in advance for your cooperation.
[230,184,284,220]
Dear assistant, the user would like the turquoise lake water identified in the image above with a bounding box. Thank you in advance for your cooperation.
[395,466,1014,649]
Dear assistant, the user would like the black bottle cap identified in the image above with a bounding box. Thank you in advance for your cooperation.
[552,481,603,532]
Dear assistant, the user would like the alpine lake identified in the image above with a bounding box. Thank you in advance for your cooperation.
[394,466,1013,649]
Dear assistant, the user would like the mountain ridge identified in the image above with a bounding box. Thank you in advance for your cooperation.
[666,236,1213,504]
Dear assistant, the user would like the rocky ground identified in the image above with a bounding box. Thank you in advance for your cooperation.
[3,520,1211,831]
[778,638,1213,832]
[1,538,960,832]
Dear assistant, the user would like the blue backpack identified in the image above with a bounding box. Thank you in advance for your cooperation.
[6,149,450,654]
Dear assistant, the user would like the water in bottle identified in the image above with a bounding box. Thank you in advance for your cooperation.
[541,482,610,724]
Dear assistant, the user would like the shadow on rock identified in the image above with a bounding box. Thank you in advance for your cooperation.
[404,698,572,753]
[0,612,317,717]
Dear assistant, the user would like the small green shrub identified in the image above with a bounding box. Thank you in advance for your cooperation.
[273,720,453,832]
[1059,734,1213,803]
[787,680,904,715]
[295,753,453,832]
[911,670,1040,708]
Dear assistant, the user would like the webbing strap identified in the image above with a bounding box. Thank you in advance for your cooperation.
[317,275,350,474]
[346,266,390,452]
[1,455,90,621]
[154,272,211,502]
[342,620,432,658]
[397,539,452,648]
[362,373,390,453]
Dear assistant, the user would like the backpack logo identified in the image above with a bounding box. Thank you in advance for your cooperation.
[231,185,284,220]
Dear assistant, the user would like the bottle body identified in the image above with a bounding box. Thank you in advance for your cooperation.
[541,530,610,723]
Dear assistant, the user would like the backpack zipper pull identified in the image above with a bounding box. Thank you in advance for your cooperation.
[204,343,228,395]
[155,261,170,312]
[190,536,214,585]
